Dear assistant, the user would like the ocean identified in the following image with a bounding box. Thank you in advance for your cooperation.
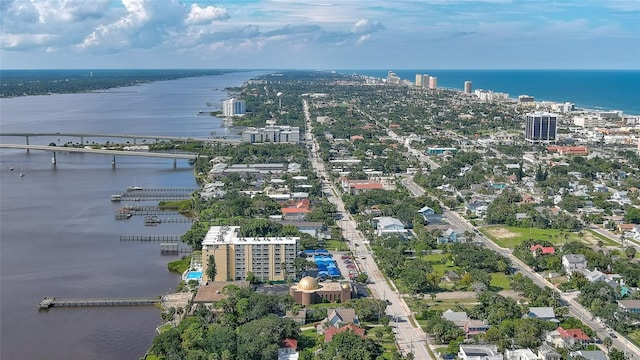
[344,70,640,115]
[0,72,263,360]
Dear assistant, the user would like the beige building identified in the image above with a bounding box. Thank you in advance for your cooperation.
[202,226,299,282]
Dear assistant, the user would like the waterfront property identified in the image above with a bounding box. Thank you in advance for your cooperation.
[201,225,299,282]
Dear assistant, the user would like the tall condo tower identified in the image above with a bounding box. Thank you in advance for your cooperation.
[415,74,423,87]
[525,112,558,143]
[422,74,429,88]
[464,81,473,94]
[429,76,438,89]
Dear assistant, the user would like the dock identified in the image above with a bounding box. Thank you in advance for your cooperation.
[39,297,159,309]
[120,235,182,242]
[144,216,194,226]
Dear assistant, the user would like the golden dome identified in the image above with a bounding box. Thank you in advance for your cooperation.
[341,283,350,290]
[297,276,319,291]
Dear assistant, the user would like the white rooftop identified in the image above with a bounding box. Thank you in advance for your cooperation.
[202,226,298,246]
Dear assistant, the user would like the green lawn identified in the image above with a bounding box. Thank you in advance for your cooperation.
[586,230,619,247]
[481,226,587,248]
[489,272,511,290]
[323,239,349,251]
[423,253,445,262]
[628,330,640,348]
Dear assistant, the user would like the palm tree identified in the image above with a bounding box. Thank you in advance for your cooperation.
[603,337,612,354]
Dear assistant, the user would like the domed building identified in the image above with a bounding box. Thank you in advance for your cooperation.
[289,277,353,306]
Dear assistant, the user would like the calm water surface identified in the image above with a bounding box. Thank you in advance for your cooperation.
[0,72,261,360]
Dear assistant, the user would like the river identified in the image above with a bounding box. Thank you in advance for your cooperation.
[0,72,262,360]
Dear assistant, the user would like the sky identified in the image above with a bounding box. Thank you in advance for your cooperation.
[1,0,639,69]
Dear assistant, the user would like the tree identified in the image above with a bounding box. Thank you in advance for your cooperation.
[206,255,217,281]
[603,337,612,354]
[625,246,637,259]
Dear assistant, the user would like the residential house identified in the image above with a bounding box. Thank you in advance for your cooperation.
[527,307,557,321]
[279,221,325,238]
[618,223,637,234]
[339,177,383,195]
[537,344,561,360]
[281,207,311,221]
[464,320,490,337]
[417,206,435,219]
[324,308,360,328]
[443,270,461,282]
[562,254,587,274]
[373,217,408,237]
[575,268,623,288]
[458,345,503,360]
[530,245,555,257]
[505,349,541,360]
[438,228,461,244]
[442,309,468,327]
[324,324,365,342]
[617,300,640,313]
[278,338,299,360]
[611,191,631,205]
[285,309,308,325]
[546,327,591,348]
[569,351,608,360]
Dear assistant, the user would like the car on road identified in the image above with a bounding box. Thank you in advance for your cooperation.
[592,337,603,344]
[608,332,617,338]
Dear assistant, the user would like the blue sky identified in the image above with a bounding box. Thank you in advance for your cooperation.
[1,0,639,69]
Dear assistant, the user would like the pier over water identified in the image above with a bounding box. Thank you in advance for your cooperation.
[39,297,160,309]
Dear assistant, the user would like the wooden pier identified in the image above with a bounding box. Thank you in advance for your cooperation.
[120,235,182,242]
[144,216,193,226]
[39,297,159,309]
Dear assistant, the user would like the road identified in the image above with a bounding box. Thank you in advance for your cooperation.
[402,175,640,358]
[303,99,433,359]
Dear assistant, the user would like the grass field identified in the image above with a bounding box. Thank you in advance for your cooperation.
[323,239,349,251]
[628,330,640,348]
[481,226,615,248]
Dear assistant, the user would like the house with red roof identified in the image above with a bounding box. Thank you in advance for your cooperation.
[324,324,365,342]
[339,177,384,195]
[546,327,590,348]
[281,200,311,221]
[530,244,556,257]
[278,338,299,360]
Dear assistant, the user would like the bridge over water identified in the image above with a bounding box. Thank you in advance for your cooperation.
[0,132,240,145]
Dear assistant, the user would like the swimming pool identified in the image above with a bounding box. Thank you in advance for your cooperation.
[185,271,202,281]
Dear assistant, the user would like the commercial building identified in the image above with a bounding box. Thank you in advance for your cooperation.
[222,98,246,116]
[518,94,536,107]
[415,74,423,87]
[202,226,299,282]
[525,112,558,143]
[242,125,300,144]
[464,81,473,94]
[429,76,438,89]
[386,71,400,85]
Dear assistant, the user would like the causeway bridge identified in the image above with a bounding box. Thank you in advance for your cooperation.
[0,132,240,145]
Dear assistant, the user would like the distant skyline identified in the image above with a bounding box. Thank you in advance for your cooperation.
[1,0,639,70]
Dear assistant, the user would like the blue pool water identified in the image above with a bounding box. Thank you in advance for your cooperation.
[185,271,202,281]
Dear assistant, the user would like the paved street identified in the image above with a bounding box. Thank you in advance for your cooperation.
[304,100,433,359]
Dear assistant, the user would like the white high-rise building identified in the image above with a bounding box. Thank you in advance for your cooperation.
[415,74,423,87]
[422,74,429,88]
[464,81,473,94]
[222,98,246,116]
[525,112,557,143]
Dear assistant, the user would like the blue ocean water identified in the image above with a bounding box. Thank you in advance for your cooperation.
[344,70,640,115]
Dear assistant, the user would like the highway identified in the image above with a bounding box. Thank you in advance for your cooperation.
[303,99,433,359]
[0,132,239,144]
[0,143,197,159]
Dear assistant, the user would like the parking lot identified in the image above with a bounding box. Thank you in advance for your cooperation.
[329,250,360,280]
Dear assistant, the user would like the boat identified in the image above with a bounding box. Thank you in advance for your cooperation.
[111,194,123,202]
[19,162,25,177]
[9,167,14,171]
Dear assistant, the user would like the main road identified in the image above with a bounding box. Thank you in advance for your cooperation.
[303,99,433,359]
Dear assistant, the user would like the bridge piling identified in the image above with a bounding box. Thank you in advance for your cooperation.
[51,152,56,167]
[173,159,177,168]
[112,156,116,169]
[25,136,29,153]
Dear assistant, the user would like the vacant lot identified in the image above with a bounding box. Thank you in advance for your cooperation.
[480,226,616,248]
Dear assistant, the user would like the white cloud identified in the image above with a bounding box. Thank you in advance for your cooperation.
[351,18,385,34]
[186,4,229,25]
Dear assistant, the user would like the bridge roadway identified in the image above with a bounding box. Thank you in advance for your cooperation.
[0,143,197,160]
[0,132,240,144]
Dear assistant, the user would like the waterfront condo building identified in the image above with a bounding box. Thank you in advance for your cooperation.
[422,74,430,88]
[415,74,423,87]
[525,112,558,143]
[429,76,438,89]
[241,125,300,144]
[202,226,299,282]
[464,81,473,94]
[222,98,246,116]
